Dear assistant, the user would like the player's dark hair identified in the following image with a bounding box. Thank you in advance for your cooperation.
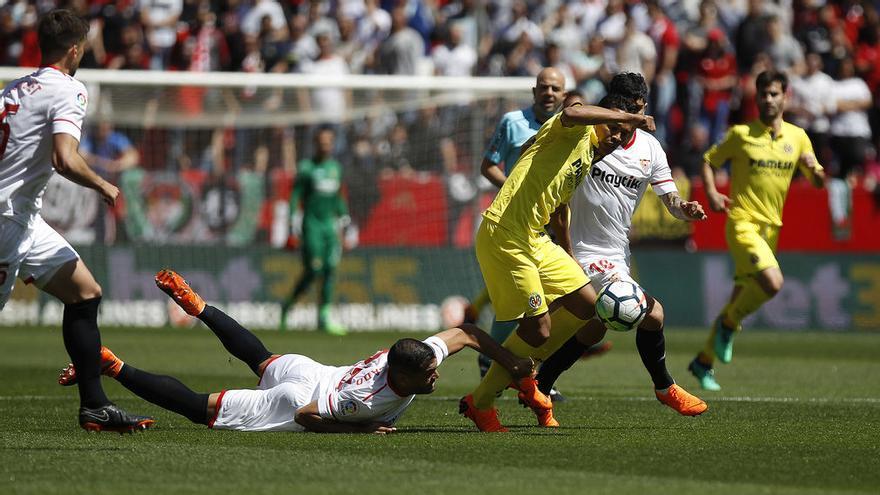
[388,338,435,373]
[608,72,648,105]
[38,10,89,62]
[598,92,639,114]
[563,91,585,107]
[564,89,585,101]
[756,69,789,92]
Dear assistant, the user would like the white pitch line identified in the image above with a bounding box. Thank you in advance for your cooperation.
[423,395,880,404]
[3,395,878,404]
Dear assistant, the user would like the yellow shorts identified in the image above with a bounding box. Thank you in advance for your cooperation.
[475,219,588,321]
[726,219,780,281]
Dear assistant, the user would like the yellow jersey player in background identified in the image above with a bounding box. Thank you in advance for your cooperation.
[688,70,826,391]
[459,93,664,432]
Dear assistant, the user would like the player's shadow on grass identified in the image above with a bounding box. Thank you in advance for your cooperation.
[7,446,129,452]
[398,426,561,436]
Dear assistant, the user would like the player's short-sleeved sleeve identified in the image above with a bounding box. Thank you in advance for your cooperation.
[649,139,678,196]
[796,127,821,174]
[49,82,87,141]
[319,387,372,422]
[703,127,740,168]
[422,336,449,367]
[798,128,815,157]
[484,115,511,165]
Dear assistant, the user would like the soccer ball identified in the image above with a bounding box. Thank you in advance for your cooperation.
[595,280,648,332]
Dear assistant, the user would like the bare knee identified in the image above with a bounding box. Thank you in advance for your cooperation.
[759,272,784,297]
[79,281,102,301]
[517,314,552,347]
[640,298,664,331]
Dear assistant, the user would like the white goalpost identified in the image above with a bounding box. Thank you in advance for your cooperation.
[0,68,535,331]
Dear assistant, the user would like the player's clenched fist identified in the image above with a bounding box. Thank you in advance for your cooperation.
[638,114,656,132]
[100,182,120,206]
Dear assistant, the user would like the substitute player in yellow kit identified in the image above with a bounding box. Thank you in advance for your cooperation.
[460,94,705,432]
[688,70,826,391]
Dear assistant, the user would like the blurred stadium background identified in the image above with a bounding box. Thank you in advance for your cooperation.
[0,0,878,332]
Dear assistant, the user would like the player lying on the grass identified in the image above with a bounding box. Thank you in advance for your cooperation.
[59,270,536,434]
[534,76,708,412]
[460,91,703,433]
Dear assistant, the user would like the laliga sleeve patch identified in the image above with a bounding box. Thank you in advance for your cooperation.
[76,92,87,108]
[339,400,359,417]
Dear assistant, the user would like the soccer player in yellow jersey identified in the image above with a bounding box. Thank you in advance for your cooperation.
[460,93,683,432]
[688,70,826,391]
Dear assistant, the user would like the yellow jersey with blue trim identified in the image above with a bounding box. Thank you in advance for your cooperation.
[704,120,818,226]
[483,112,597,237]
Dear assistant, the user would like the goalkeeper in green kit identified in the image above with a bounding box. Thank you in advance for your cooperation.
[280,126,349,335]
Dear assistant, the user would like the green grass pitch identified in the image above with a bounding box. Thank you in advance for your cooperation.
[1,325,878,494]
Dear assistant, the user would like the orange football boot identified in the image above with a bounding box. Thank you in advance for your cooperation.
[512,376,559,427]
[459,395,508,432]
[58,346,125,386]
[655,384,708,416]
[155,269,206,316]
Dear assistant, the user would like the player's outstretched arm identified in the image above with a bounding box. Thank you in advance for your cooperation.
[661,191,708,221]
[561,104,655,132]
[433,324,535,380]
[294,401,397,434]
[52,133,119,205]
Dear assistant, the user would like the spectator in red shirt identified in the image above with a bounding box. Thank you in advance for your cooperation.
[698,28,737,144]
[647,0,680,146]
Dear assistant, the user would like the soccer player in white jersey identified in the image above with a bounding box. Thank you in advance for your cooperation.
[536,77,708,413]
[0,10,153,432]
[59,270,536,434]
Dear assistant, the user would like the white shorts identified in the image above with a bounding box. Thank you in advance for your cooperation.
[577,254,636,293]
[0,215,79,310]
[209,354,337,432]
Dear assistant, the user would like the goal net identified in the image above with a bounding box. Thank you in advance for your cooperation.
[0,68,535,331]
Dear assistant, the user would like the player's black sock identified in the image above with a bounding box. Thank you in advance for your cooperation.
[62,297,110,409]
[636,328,674,390]
[199,305,272,375]
[477,353,492,378]
[116,365,209,424]
[536,336,588,395]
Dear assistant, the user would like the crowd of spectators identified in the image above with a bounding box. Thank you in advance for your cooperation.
[4,0,880,241]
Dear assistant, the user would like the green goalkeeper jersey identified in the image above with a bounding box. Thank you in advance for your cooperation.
[291,158,348,224]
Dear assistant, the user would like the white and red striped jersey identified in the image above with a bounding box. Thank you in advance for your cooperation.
[0,67,87,228]
[316,336,449,426]
[570,129,678,261]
